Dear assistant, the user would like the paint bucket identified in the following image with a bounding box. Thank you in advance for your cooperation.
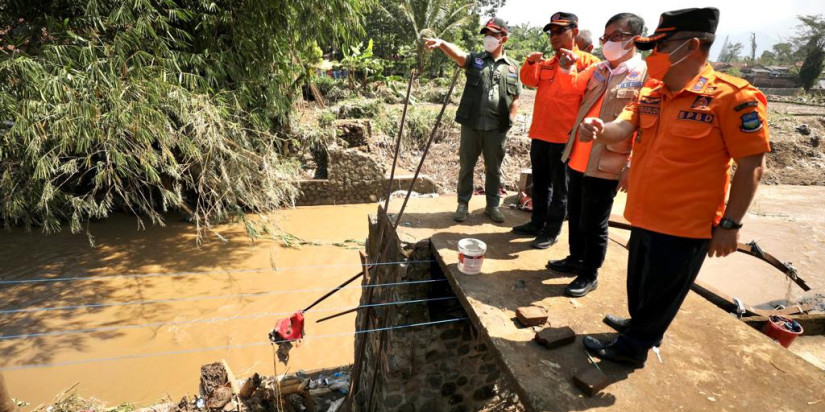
[761,315,803,348]
[458,238,487,275]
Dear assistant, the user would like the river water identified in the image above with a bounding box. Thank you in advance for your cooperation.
[1,203,380,408]
[2,186,822,407]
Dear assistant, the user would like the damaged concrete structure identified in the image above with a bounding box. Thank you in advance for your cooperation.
[296,119,438,206]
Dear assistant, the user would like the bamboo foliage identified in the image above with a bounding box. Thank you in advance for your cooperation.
[0,0,371,242]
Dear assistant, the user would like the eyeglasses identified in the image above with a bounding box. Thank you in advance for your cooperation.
[545,26,572,37]
[598,30,634,44]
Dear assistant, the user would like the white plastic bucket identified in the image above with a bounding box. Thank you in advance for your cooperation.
[458,238,487,275]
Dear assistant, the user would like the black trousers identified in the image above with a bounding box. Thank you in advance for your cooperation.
[619,227,710,349]
[566,167,619,279]
[530,140,567,236]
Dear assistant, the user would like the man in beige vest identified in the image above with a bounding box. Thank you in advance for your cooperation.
[548,13,647,297]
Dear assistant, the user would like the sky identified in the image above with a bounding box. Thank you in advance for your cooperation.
[492,0,824,61]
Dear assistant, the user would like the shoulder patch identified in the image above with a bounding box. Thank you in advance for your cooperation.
[691,77,708,91]
[740,111,763,133]
[734,100,759,111]
[716,72,750,89]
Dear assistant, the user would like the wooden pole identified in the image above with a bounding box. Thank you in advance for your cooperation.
[0,373,18,412]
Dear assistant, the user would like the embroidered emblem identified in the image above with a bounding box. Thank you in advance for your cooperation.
[473,57,484,69]
[734,100,759,111]
[740,112,763,133]
[704,86,717,94]
[639,95,661,105]
[619,81,643,89]
[678,110,715,123]
[626,71,640,81]
[639,106,660,115]
[691,96,713,109]
[509,64,516,73]
[691,77,708,91]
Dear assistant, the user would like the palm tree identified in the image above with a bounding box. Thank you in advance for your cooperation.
[383,0,474,75]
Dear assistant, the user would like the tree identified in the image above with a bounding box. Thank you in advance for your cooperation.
[505,23,549,64]
[718,36,744,62]
[0,0,372,241]
[794,15,825,91]
[771,42,796,64]
[759,50,777,65]
[750,33,757,63]
[393,0,475,75]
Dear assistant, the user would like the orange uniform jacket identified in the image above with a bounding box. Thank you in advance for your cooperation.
[617,64,771,239]
[520,46,600,143]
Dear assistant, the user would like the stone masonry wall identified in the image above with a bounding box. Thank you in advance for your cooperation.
[350,212,518,412]
[296,145,438,206]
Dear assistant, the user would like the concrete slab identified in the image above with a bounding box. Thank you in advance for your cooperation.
[389,195,825,412]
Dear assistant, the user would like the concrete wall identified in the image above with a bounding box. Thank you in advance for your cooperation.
[296,146,439,206]
[349,213,521,412]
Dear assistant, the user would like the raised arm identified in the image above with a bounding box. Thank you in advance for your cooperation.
[424,38,468,68]
[519,52,544,88]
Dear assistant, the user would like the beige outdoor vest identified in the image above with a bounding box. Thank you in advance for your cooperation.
[562,59,648,180]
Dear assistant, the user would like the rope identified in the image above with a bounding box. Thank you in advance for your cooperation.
[0,279,447,315]
[0,259,436,286]
[0,297,457,341]
[0,317,468,372]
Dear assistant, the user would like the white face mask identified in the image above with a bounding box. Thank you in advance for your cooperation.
[483,35,501,53]
[602,38,632,62]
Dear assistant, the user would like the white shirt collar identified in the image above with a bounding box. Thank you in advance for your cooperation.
[601,53,642,77]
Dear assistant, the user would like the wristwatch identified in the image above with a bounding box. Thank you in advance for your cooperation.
[718,218,743,230]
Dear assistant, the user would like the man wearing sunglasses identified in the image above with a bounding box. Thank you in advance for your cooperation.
[546,13,647,298]
[512,12,600,249]
[577,8,770,367]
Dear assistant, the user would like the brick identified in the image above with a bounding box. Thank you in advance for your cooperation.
[534,326,576,349]
[516,306,548,327]
[572,368,611,397]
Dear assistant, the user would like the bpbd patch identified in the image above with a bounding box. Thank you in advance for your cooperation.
[740,112,763,132]
[678,110,714,123]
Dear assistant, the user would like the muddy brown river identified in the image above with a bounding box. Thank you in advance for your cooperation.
[1,203,381,407]
[2,186,823,407]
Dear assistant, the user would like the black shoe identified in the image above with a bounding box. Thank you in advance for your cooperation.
[532,231,559,249]
[512,222,542,236]
[546,256,583,273]
[565,276,598,297]
[603,314,631,334]
[583,336,647,367]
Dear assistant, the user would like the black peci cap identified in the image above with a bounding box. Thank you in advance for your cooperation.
[635,7,720,51]
[481,17,509,35]
[542,12,578,32]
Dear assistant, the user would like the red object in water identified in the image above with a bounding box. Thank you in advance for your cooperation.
[761,315,803,348]
[273,311,305,341]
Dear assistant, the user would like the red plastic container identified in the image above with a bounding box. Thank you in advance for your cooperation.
[761,315,803,348]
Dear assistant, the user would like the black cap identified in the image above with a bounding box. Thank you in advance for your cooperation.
[542,12,578,32]
[480,17,509,35]
[635,7,720,51]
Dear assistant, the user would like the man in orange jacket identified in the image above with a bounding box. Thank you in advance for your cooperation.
[578,7,770,367]
[512,12,600,249]
[548,13,647,298]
